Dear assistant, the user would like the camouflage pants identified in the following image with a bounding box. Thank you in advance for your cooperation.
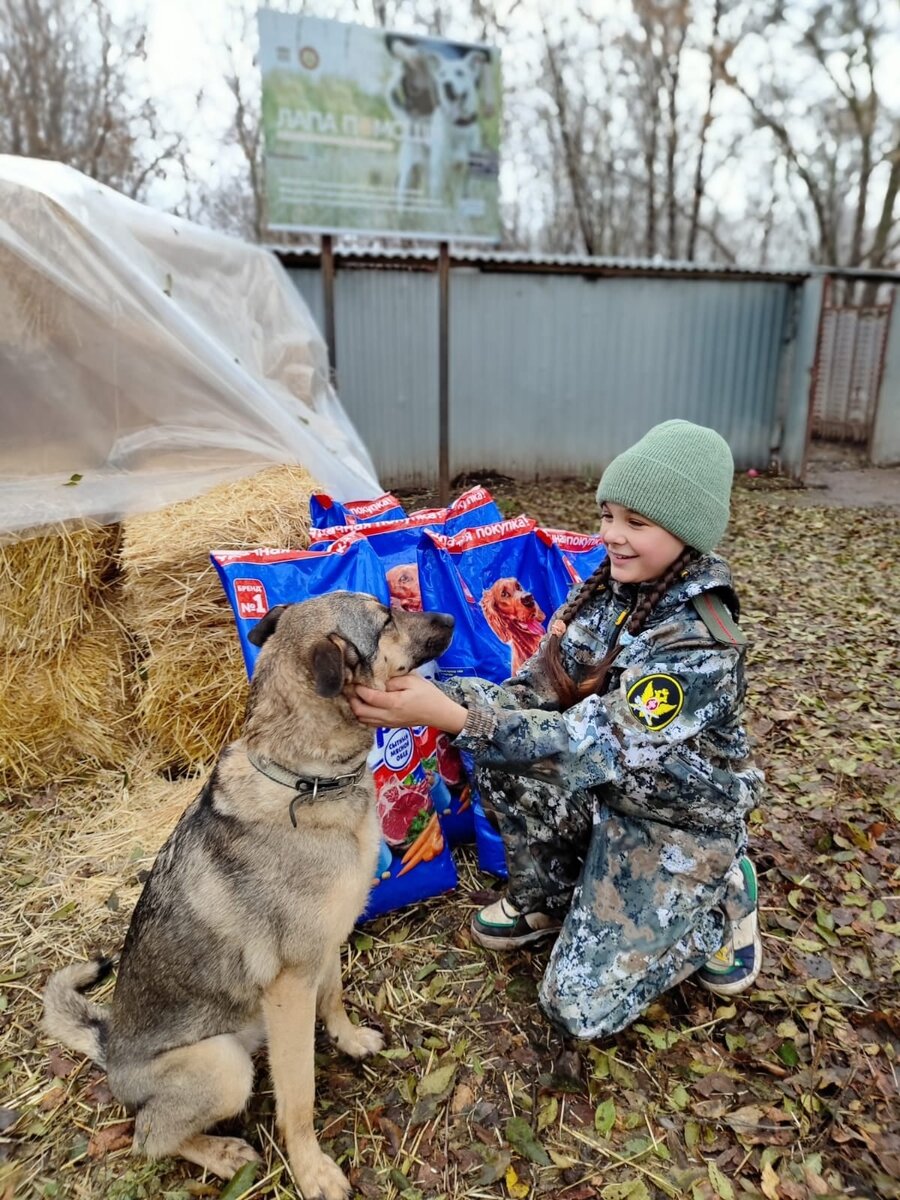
[476,768,752,1040]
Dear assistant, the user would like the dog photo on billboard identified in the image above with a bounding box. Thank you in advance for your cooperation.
[385,32,495,211]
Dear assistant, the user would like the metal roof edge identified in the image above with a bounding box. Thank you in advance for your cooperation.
[268,244,899,284]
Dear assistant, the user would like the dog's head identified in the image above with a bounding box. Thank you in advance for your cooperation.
[480,578,545,634]
[385,34,438,119]
[247,591,453,699]
[386,564,423,613]
[426,48,489,125]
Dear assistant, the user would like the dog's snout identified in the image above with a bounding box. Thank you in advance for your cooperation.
[522,593,536,609]
[431,612,455,632]
[444,82,458,102]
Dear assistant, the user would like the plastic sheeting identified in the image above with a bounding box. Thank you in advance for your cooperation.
[0,157,380,539]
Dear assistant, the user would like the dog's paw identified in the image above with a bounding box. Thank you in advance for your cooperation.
[186,1134,260,1179]
[289,1145,350,1200]
[334,1024,384,1060]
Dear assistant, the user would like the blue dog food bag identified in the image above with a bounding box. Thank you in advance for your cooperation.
[417,515,559,685]
[309,509,445,613]
[423,485,504,534]
[538,528,608,610]
[211,540,457,919]
[309,491,407,530]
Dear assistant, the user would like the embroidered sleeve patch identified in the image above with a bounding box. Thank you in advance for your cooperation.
[626,673,685,730]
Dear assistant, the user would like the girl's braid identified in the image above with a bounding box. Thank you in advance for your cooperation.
[624,546,700,637]
[540,546,700,707]
[540,557,611,706]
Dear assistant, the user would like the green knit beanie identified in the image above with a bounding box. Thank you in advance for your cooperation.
[595,420,734,552]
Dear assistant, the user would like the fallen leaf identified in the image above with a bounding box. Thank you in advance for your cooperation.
[417,1062,457,1097]
[505,1116,551,1165]
[450,1082,475,1115]
[87,1119,134,1158]
[48,1047,79,1079]
[505,1163,530,1198]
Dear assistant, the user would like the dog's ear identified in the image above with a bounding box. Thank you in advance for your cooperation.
[386,33,419,62]
[465,48,488,79]
[480,587,507,639]
[248,605,288,647]
[310,636,348,698]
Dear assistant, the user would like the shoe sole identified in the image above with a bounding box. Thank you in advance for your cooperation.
[470,921,561,951]
[698,930,763,996]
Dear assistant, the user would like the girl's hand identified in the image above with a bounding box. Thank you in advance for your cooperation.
[350,673,468,735]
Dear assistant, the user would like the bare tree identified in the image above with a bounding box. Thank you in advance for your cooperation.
[724,0,900,270]
[0,0,185,200]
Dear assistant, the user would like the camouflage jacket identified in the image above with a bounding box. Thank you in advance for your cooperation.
[442,554,763,836]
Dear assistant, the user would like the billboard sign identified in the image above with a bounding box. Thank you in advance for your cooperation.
[258,12,501,241]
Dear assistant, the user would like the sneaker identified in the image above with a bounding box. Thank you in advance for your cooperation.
[697,857,762,996]
[471,896,561,950]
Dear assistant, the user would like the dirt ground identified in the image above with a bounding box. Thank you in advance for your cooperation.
[797,441,900,509]
[1,449,898,1200]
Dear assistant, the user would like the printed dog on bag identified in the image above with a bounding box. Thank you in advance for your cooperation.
[386,563,423,612]
[480,577,546,674]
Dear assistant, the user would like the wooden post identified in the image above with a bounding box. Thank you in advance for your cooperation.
[438,240,450,506]
[321,233,337,384]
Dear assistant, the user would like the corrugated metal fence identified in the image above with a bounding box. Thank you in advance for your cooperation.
[285,252,822,485]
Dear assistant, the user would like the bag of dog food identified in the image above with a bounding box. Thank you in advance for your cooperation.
[309,509,444,611]
[423,485,504,534]
[538,528,607,609]
[309,491,407,529]
[413,724,474,846]
[417,515,560,684]
[211,541,457,919]
[363,725,458,920]
[311,488,503,611]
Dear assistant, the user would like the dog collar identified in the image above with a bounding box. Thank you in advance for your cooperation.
[246,752,367,828]
[454,113,478,126]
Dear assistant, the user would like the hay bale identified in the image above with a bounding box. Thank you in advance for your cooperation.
[0,604,135,790]
[122,464,317,768]
[135,624,249,767]
[120,464,315,636]
[0,522,120,656]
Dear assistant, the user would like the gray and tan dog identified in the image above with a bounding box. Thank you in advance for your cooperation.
[43,592,454,1200]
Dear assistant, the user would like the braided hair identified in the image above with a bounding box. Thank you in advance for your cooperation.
[541,546,700,708]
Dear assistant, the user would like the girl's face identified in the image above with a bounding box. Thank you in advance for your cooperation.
[599,501,686,584]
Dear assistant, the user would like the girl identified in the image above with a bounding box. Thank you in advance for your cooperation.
[351,420,763,1040]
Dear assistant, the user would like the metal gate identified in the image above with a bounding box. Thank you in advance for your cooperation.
[811,304,891,442]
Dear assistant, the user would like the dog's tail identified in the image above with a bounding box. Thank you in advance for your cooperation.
[42,957,114,1067]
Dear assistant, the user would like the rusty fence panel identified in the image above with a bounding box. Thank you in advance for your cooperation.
[811,306,891,442]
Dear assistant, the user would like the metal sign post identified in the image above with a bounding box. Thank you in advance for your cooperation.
[321,233,337,384]
[438,241,450,506]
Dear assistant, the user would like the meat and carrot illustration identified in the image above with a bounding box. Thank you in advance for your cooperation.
[397,811,445,876]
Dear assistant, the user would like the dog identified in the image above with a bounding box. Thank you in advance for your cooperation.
[386,34,492,209]
[42,592,454,1200]
[480,578,546,675]
[386,562,423,612]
